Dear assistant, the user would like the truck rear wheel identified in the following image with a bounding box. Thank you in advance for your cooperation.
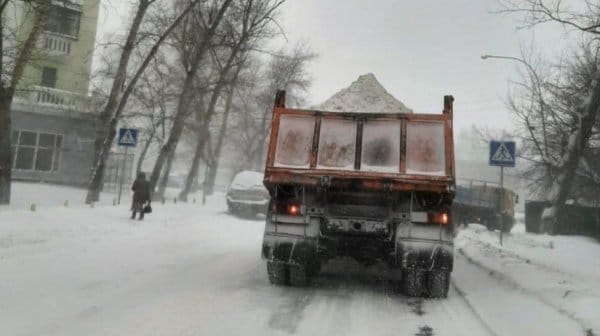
[289,264,310,286]
[485,214,499,231]
[426,270,450,298]
[267,261,288,285]
[501,214,514,233]
[403,268,425,297]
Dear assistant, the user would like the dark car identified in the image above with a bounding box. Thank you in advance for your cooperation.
[226,171,270,217]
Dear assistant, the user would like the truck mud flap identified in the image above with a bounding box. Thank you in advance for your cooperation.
[262,236,318,265]
[397,243,453,271]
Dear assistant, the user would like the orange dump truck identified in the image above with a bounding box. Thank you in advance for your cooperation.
[261,91,456,298]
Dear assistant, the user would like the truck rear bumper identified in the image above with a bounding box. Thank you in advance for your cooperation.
[262,232,453,271]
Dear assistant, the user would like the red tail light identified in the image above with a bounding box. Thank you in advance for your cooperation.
[272,202,302,216]
[428,211,449,225]
[288,204,300,216]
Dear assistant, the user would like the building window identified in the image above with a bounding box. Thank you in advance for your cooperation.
[44,5,81,38]
[41,67,57,88]
[12,130,63,172]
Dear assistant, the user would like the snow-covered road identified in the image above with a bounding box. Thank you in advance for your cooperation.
[0,188,596,336]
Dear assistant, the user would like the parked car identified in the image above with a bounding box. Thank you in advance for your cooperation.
[226,171,270,217]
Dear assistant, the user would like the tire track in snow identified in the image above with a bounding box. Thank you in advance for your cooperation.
[268,288,316,334]
[265,267,495,335]
[449,280,500,336]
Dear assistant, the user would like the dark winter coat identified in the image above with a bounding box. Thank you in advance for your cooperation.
[132,179,150,203]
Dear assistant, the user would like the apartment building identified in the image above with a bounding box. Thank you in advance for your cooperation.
[8,0,101,186]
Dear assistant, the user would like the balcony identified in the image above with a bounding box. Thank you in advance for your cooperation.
[51,0,83,11]
[38,32,73,56]
[14,85,92,114]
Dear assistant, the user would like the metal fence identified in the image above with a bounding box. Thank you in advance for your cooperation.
[525,201,600,239]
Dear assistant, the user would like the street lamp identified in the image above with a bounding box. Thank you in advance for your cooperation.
[481,54,531,69]
[481,53,549,158]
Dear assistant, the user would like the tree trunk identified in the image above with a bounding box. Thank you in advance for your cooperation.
[0,90,12,204]
[86,0,200,204]
[204,68,241,195]
[86,1,152,204]
[148,0,233,194]
[156,148,175,201]
[179,57,241,201]
[149,69,197,195]
[0,0,51,204]
[136,129,156,174]
[178,85,225,201]
[254,108,270,170]
[178,131,205,202]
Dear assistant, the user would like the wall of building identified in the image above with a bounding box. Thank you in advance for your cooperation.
[6,1,102,188]
[11,107,97,187]
[18,0,101,95]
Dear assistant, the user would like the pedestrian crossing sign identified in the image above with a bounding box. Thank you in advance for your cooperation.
[489,141,515,167]
[118,128,138,147]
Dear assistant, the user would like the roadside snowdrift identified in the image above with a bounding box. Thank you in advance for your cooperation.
[456,224,600,335]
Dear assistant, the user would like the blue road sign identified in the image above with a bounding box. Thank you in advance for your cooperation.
[118,128,138,147]
[489,141,515,167]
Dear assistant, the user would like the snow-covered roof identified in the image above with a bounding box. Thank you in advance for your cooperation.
[229,170,264,190]
[316,73,413,114]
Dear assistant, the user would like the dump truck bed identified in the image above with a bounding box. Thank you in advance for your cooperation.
[264,95,456,195]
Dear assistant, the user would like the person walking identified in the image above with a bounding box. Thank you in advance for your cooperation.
[131,172,150,220]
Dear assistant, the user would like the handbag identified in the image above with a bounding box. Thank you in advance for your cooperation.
[143,203,152,214]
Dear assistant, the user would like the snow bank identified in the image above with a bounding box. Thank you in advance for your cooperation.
[3,182,116,210]
[456,224,600,334]
[317,73,413,113]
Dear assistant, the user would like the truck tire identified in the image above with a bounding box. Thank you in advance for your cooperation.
[267,261,288,285]
[227,203,237,215]
[485,215,499,231]
[426,270,450,298]
[289,264,310,286]
[501,214,514,233]
[403,268,425,297]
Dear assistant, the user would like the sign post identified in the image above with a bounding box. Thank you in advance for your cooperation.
[489,140,516,245]
[117,128,138,205]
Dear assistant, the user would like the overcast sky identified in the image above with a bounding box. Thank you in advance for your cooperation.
[95,0,574,132]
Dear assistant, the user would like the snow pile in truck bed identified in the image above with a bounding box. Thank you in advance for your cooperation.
[317,73,413,113]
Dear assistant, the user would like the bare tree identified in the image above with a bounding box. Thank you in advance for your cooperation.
[201,61,244,197]
[178,0,286,202]
[0,0,51,204]
[85,0,200,204]
[498,0,600,34]
[229,43,316,172]
[148,0,234,198]
[124,54,177,175]
[498,0,600,233]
